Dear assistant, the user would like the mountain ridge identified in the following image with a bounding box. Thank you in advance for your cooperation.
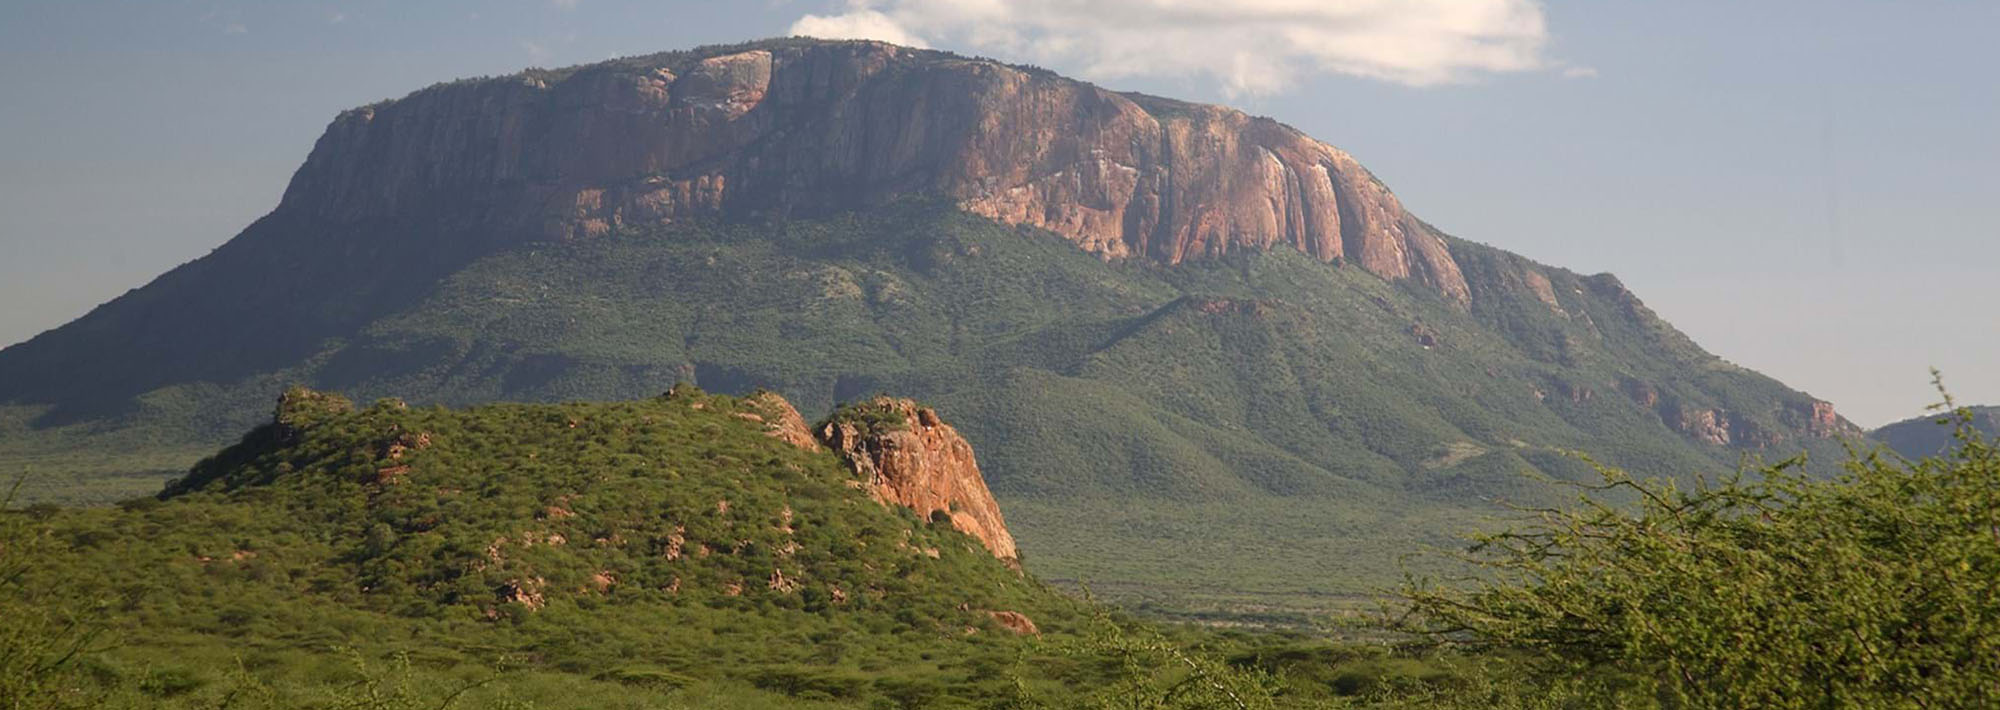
[283,38,1468,296]
[1874,405,2000,460]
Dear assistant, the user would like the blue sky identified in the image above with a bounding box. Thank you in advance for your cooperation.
[0,1,1993,426]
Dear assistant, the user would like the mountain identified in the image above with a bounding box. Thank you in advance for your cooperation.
[1874,406,2000,460]
[0,38,1864,606]
[16,387,1075,706]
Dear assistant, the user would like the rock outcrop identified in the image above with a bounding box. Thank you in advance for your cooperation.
[986,610,1039,635]
[816,397,1018,561]
[278,38,1470,304]
[1799,399,1847,439]
[744,390,819,450]
[273,385,354,444]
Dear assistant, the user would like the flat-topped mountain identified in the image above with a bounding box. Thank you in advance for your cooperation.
[290,39,1466,299]
[0,37,1863,606]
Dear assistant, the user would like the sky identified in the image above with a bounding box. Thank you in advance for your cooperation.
[0,0,1993,427]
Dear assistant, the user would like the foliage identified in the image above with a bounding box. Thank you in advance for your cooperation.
[821,400,910,436]
[1402,396,2000,707]
[1010,606,1284,710]
[0,478,108,710]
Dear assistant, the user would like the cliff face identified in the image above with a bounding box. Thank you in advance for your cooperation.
[278,39,1468,304]
[814,398,1018,561]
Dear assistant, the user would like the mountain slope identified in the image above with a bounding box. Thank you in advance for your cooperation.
[1874,406,2000,459]
[0,38,1863,604]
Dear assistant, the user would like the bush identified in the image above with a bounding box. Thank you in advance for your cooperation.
[1403,397,2000,708]
[0,477,108,710]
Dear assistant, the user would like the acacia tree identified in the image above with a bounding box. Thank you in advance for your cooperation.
[1403,397,2000,708]
[1007,604,1286,710]
[0,478,106,710]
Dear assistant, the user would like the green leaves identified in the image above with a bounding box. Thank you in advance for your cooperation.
[1404,416,2000,707]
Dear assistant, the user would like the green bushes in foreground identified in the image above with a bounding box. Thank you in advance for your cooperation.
[1032,395,2000,709]
[1402,396,2000,708]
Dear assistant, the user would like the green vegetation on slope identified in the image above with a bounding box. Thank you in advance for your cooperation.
[4,387,1080,707]
[0,202,1860,607]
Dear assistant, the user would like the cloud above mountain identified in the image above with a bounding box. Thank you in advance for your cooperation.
[787,0,1554,94]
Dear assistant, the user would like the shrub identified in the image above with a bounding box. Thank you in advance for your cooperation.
[1403,396,2000,708]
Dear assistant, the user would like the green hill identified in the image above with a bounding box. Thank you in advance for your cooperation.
[7,387,1081,707]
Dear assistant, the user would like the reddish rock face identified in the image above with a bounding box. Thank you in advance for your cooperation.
[1801,399,1848,438]
[741,391,1019,561]
[987,610,1039,635]
[1521,269,1565,315]
[1614,381,1854,447]
[745,391,819,451]
[279,39,1470,304]
[816,397,1018,561]
[1677,408,1733,446]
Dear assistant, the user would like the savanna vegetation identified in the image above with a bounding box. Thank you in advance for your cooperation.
[3,386,1992,708]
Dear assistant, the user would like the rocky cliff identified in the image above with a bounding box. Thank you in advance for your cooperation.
[279,38,1468,304]
[813,397,1018,561]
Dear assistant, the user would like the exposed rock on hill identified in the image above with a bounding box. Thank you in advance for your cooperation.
[741,391,1018,562]
[283,39,1468,303]
[817,397,1018,561]
[744,390,819,450]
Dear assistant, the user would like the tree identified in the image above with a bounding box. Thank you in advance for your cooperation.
[0,477,106,710]
[1403,392,2000,708]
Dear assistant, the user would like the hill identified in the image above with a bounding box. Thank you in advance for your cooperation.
[1874,405,2000,460]
[0,38,1864,607]
[9,387,1087,707]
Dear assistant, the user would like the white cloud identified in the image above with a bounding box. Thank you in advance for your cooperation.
[223,23,247,35]
[790,9,928,48]
[788,0,1557,94]
[1561,65,1599,79]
